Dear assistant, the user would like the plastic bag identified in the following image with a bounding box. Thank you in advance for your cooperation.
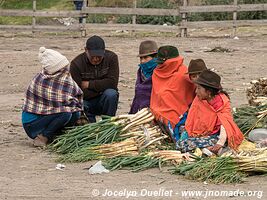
[55,163,66,171]
[89,161,110,174]
[248,128,267,142]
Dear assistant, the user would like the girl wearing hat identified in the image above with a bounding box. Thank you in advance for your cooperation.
[176,70,244,154]
[129,40,158,114]
[22,47,83,147]
[187,59,207,83]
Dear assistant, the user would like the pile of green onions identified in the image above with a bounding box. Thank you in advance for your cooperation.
[57,138,139,163]
[233,104,267,134]
[173,148,267,184]
[103,154,160,172]
[172,156,246,184]
[49,108,155,154]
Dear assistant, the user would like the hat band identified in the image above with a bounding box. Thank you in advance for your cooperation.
[195,77,221,89]
[187,70,204,75]
[137,50,157,57]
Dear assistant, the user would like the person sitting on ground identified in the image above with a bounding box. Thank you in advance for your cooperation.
[129,40,158,114]
[187,59,207,83]
[168,58,207,141]
[22,47,83,147]
[70,35,119,122]
[150,45,196,141]
[176,70,244,154]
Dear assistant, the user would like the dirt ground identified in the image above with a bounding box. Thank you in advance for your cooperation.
[0,28,266,200]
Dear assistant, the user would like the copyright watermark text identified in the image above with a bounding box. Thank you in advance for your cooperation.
[91,188,263,199]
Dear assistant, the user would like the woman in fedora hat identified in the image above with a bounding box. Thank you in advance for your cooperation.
[129,40,158,114]
[150,45,196,142]
[176,70,244,154]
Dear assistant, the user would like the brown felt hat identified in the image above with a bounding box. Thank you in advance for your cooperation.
[194,70,222,89]
[187,59,207,75]
[137,40,158,57]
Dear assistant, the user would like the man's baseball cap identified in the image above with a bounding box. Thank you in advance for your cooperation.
[86,35,105,57]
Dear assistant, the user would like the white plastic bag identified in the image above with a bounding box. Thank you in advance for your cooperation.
[55,163,66,171]
[89,161,110,174]
[249,128,267,142]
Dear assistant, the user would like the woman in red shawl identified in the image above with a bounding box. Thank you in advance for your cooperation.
[176,70,244,154]
[150,46,196,136]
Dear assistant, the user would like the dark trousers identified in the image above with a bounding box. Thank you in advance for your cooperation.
[23,112,80,140]
[74,1,84,23]
[83,89,119,122]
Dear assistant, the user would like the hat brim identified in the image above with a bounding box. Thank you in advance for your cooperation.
[194,78,221,89]
[137,51,157,57]
[88,49,105,57]
[186,70,205,75]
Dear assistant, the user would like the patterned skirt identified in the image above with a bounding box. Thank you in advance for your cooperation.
[176,133,219,153]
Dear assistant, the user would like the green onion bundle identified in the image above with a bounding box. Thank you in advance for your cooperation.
[49,117,127,154]
[56,126,168,163]
[103,154,160,172]
[223,148,267,173]
[147,150,186,165]
[57,138,139,163]
[49,108,157,155]
[172,156,246,184]
[233,104,267,134]
[173,149,267,184]
[103,150,189,172]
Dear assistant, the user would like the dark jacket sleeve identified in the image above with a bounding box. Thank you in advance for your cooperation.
[70,59,100,99]
[88,53,119,92]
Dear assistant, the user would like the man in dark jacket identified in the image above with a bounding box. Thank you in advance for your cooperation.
[70,35,119,122]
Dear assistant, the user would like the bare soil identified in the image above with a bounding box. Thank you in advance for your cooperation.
[0,29,266,200]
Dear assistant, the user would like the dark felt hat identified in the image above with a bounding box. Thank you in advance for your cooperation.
[187,59,207,75]
[157,45,179,64]
[86,35,105,57]
[194,70,222,89]
[138,40,158,57]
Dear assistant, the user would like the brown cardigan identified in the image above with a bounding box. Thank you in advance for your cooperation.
[70,50,119,100]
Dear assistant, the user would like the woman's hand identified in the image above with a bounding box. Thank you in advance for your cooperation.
[208,144,223,154]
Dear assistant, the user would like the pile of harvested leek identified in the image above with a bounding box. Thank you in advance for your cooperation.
[120,126,168,150]
[49,108,156,154]
[233,104,267,134]
[147,150,190,165]
[49,108,171,163]
[173,156,246,184]
[223,148,267,173]
[103,154,160,172]
[57,126,168,163]
[246,78,267,106]
[173,148,267,184]
[104,150,189,172]
[58,138,139,162]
